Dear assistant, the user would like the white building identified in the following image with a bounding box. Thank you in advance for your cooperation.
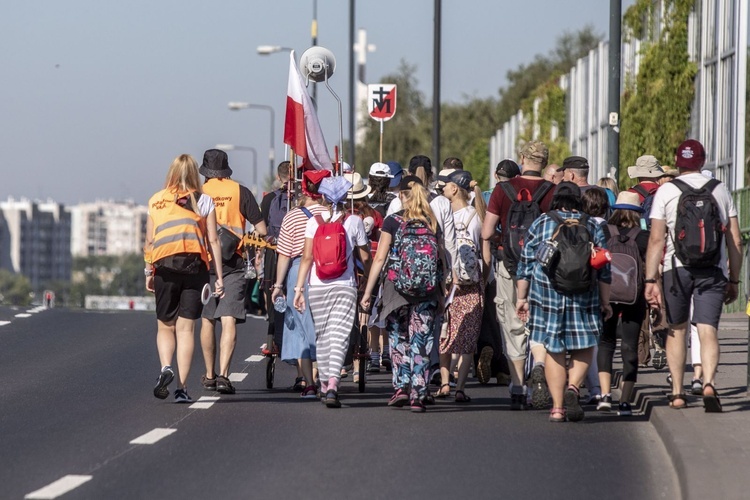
[69,200,148,257]
[0,197,72,291]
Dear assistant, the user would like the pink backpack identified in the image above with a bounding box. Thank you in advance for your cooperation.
[312,213,349,280]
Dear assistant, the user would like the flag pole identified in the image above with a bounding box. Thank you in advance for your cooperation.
[379,120,384,163]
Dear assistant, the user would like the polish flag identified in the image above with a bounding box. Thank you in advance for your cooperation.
[284,51,332,170]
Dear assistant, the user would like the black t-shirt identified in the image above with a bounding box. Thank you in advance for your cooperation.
[213,184,262,275]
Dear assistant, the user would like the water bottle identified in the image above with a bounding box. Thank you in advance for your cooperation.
[244,258,257,279]
[273,295,287,313]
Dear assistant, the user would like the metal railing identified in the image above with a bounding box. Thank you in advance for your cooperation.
[724,188,750,313]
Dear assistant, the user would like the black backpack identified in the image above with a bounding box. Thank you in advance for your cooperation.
[547,211,594,295]
[500,180,554,274]
[605,224,643,305]
[267,189,289,240]
[672,178,725,268]
[631,184,657,229]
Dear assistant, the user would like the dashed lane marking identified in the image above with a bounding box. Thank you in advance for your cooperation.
[189,396,219,409]
[15,313,32,318]
[0,321,10,326]
[25,475,93,499]
[228,373,247,382]
[130,428,177,445]
[245,355,264,362]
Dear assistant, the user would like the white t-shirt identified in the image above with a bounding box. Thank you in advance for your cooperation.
[387,192,457,270]
[304,210,368,287]
[454,205,482,274]
[649,172,737,275]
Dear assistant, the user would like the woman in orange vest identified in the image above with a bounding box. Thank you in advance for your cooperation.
[144,154,225,404]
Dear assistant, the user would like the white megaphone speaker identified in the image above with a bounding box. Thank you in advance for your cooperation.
[300,46,336,83]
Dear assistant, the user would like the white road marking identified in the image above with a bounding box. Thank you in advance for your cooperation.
[130,428,176,445]
[25,475,93,499]
[228,372,247,382]
[189,396,219,409]
[0,321,11,326]
[245,355,264,362]
[15,313,31,318]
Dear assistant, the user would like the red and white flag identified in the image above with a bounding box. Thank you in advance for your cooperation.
[284,51,332,170]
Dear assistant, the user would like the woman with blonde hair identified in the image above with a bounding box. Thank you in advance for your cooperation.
[597,177,619,210]
[145,154,224,403]
[435,170,484,402]
[361,176,447,413]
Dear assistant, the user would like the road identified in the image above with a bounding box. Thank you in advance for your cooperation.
[0,306,679,499]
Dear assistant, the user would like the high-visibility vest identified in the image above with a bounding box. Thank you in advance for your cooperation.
[146,188,208,267]
[203,178,245,256]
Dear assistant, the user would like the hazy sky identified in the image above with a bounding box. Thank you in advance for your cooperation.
[1,0,633,205]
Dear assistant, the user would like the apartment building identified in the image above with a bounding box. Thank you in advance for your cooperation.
[69,200,148,257]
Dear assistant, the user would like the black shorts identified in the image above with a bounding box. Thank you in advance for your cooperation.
[154,268,210,322]
[662,267,726,329]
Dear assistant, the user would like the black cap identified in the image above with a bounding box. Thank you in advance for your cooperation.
[558,156,589,172]
[553,181,581,198]
[448,170,473,190]
[408,155,432,174]
[399,175,424,191]
[495,159,520,178]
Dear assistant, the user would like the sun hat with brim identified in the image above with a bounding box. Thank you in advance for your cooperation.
[399,175,423,191]
[611,191,644,212]
[627,154,664,179]
[319,176,353,205]
[387,161,403,188]
[345,172,372,200]
[200,149,233,178]
[369,162,393,178]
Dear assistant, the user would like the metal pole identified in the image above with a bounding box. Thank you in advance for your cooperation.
[432,0,441,167]
[348,0,356,169]
[311,0,318,104]
[608,0,622,183]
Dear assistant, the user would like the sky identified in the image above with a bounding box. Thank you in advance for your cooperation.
[0,0,634,205]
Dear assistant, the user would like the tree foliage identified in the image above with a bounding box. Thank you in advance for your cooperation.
[69,254,147,308]
[0,270,33,306]
[620,0,697,188]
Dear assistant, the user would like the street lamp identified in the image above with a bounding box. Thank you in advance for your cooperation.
[227,102,275,183]
[256,45,293,55]
[215,144,258,195]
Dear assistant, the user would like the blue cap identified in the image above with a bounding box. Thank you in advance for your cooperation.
[386,161,403,188]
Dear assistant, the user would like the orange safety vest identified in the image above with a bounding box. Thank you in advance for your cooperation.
[146,189,208,267]
[202,178,246,256]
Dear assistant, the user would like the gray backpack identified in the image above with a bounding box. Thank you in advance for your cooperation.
[606,224,642,305]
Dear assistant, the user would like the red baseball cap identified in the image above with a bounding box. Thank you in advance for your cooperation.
[675,139,706,170]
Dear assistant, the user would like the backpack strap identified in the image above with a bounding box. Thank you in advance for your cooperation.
[547,210,564,226]
[499,182,517,201]
[300,207,313,219]
[531,181,554,203]
[632,184,651,199]
[625,227,641,241]
[314,214,325,226]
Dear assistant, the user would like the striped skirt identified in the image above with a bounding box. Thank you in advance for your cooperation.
[308,285,357,393]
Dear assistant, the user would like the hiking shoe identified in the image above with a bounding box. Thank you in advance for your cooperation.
[153,366,175,399]
[597,394,613,412]
[564,386,585,422]
[477,346,493,385]
[216,375,236,394]
[201,375,217,391]
[410,398,426,413]
[618,401,633,416]
[581,393,601,406]
[652,348,667,370]
[174,388,193,403]
[691,379,703,395]
[510,392,526,411]
[388,388,409,407]
[529,364,550,409]
[301,385,318,399]
[324,390,341,408]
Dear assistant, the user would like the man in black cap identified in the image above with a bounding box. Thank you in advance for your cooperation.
[559,156,600,194]
[198,149,266,395]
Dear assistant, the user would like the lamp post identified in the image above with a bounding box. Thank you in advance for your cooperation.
[227,102,275,183]
[256,45,294,56]
[215,144,258,195]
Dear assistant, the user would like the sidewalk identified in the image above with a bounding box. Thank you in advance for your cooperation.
[620,313,750,500]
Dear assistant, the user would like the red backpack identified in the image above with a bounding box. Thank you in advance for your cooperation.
[312,213,349,280]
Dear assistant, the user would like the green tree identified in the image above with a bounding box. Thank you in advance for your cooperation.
[0,270,33,306]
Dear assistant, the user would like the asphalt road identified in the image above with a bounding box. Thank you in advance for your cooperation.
[0,306,679,500]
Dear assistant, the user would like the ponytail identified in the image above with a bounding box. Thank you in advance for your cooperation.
[402,183,438,233]
[470,180,487,222]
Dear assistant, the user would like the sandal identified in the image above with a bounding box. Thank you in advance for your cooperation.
[433,384,451,399]
[292,377,306,392]
[454,390,472,403]
[702,383,722,413]
[667,393,688,409]
[549,407,566,423]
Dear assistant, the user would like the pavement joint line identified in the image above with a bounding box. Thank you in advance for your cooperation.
[228,372,247,382]
[129,428,177,445]
[25,474,93,499]
[15,313,32,318]
[245,355,264,362]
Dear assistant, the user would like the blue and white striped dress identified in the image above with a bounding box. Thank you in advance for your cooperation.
[517,210,611,353]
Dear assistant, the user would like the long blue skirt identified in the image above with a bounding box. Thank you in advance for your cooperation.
[280,258,317,362]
